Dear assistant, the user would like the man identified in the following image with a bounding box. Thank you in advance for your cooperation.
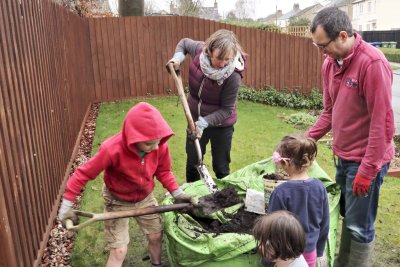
[306,7,394,267]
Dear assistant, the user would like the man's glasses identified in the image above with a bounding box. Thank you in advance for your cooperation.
[312,39,333,49]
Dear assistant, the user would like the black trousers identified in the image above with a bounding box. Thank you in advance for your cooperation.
[185,126,234,183]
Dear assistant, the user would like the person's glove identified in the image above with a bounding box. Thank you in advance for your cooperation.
[58,198,79,227]
[352,173,372,197]
[194,116,208,139]
[165,52,185,74]
[171,188,199,205]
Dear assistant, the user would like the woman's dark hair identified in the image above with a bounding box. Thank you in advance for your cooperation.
[310,7,353,40]
[253,210,305,261]
[276,134,317,171]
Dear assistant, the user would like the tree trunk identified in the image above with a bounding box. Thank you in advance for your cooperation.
[118,0,144,16]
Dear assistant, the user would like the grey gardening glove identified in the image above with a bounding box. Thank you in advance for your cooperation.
[58,198,79,227]
[166,52,185,74]
[171,188,199,206]
[194,116,208,139]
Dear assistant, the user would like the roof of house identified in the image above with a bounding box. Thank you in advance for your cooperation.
[327,0,352,7]
[292,3,322,17]
[278,8,302,20]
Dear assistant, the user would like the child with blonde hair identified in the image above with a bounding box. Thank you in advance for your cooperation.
[253,210,308,267]
[269,134,329,267]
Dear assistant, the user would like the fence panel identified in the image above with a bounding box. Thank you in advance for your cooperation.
[0,0,95,266]
[90,17,323,101]
[361,30,400,49]
[1,4,323,266]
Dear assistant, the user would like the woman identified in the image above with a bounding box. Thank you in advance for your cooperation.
[167,29,246,182]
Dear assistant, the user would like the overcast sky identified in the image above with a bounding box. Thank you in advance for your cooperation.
[109,0,324,19]
[204,0,322,19]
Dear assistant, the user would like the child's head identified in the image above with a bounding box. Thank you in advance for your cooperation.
[273,134,317,171]
[253,210,305,262]
[122,102,174,153]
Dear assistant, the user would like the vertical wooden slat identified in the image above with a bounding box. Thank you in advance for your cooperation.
[124,17,135,97]
[89,20,101,99]
[130,17,141,97]
[119,18,131,97]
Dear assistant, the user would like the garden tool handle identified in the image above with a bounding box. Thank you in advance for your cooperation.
[65,203,192,231]
[167,63,203,164]
[167,63,196,133]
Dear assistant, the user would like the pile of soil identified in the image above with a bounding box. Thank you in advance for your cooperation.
[189,188,261,235]
[194,207,261,235]
[197,187,241,214]
[263,173,286,180]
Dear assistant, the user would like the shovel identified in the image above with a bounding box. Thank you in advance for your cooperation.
[167,63,218,193]
[66,203,194,231]
[64,189,246,231]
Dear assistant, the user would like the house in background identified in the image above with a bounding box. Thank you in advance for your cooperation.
[315,0,353,19]
[276,3,302,27]
[289,3,323,24]
[257,10,283,25]
[170,0,220,21]
[352,0,400,31]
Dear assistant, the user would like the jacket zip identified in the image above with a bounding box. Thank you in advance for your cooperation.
[197,76,205,117]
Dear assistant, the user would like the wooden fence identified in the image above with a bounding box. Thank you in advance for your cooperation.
[0,0,323,266]
[361,30,400,49]
[0,1,94,266]
[90,17,322,101]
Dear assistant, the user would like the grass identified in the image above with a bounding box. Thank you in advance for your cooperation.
[70,96,398,267]
[391,64,400,71]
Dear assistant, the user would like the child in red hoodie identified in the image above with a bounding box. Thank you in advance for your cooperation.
[58,102,195,267]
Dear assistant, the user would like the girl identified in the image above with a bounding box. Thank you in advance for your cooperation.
[269,134,329,267]
[253,210,308,267]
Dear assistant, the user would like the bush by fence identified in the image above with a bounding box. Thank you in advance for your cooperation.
[379,47,400,63]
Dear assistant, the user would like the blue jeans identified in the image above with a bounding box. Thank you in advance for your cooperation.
[335,158,389,243]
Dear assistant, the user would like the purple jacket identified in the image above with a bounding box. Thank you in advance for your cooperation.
[175,38,245,127]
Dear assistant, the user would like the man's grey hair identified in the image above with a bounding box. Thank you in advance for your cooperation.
[310,7,353,40]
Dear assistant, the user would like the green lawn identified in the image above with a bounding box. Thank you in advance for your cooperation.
[70,96,399,267]
[391,64,400,71]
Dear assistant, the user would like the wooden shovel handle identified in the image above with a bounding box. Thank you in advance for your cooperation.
[66,203,191,231]
[167,63,196,132]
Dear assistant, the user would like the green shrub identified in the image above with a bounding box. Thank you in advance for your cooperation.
[285,112,318,129]
[221,19,281,32]
[238,86,323,110]
[379,47,400,63]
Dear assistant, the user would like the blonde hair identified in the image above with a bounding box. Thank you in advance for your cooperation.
[276,134,317,171]
[204,29,244,59]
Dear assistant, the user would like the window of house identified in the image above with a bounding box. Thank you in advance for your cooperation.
[359,25,362,31]
[368,2,371,13]
[367,24,370,30]
[359,3,363,15]
[372,23,376,30]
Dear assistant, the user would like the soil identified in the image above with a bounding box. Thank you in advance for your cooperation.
[197,187,241,214]
[188,187,261,235]
[263,173,286,180]
[194,207,261,235]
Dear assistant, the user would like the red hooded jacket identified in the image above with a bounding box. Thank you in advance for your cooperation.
[63,102,180,202]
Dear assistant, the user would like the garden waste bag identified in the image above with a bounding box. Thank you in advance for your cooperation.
[163,157,340,267]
